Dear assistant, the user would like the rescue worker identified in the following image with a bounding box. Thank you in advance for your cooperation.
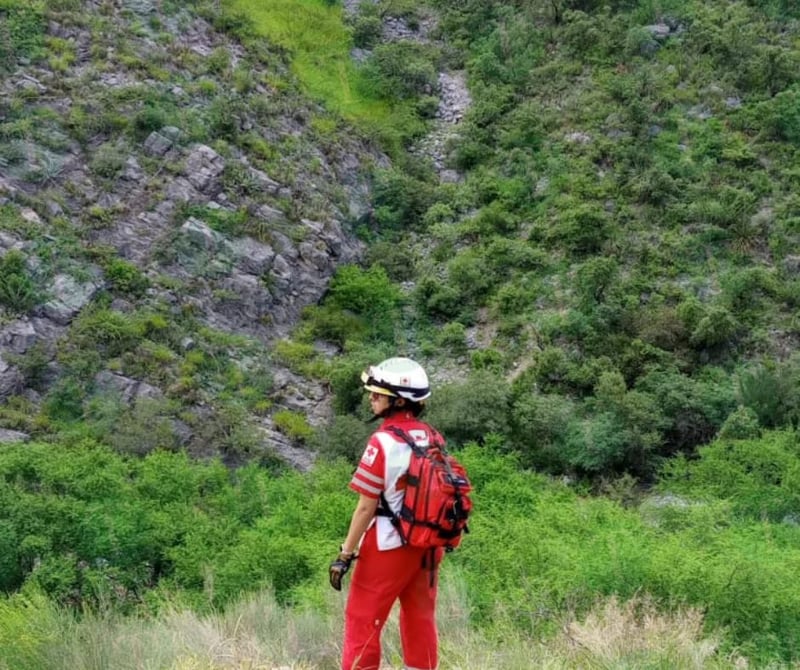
[329,356,445,670]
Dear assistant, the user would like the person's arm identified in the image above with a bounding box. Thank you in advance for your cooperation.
[341,494,379,555]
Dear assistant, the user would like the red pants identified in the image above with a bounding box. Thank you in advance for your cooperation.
[342,526,442,670]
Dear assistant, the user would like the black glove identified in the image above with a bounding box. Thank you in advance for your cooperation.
[329,547,357,591]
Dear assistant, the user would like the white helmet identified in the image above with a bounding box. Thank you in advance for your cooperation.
[361,357,431,402]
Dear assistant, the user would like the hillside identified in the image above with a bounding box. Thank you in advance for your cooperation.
[2,0,800,666]
[295,0,800,478]
[0,0,390,467]
[1,0,797,475]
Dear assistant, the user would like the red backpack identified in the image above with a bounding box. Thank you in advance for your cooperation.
[378,425,472,552]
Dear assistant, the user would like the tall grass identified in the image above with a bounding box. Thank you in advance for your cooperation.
[0,578,747,670]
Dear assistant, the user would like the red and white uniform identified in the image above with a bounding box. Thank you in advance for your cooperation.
[342,411,444,670]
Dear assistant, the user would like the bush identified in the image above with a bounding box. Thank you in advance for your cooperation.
[545,203,613,255]
[426,370,511,445]
[736,359,800,429]
[659,430,800,522]
[89,142,126,179]
[371,167,436,231]
[635,367,736,454]
[104,258,149,297]
[689,305,740,351]
[107,399,180,455]
[272,409,313,443]
[760,85,800,144]
[510,392,575,470]
[328,345,390,415]
[311,414,373,462]
[351,14,382,49]
[362,41,439,100]
[314,265,402,344]
[68,308,145,359]
[718,406,762,440]
[0,3,44,71]
[0,250,39,314]
[364,240,416,282]
[436,321,468,356]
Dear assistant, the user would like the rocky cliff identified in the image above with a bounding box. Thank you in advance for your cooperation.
[0,0,387,466]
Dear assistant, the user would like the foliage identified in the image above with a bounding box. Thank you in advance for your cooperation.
[272,409,313,443]
[0,436,799,661]
[361,41,439,101]
[425,370,511,444]
[658,430,800,523]
[311,413,373,462]
[736,358,800,429]
[0,250,40,314]
[306,264,402,345]
[717,405,762,440]
[0,587,741,670]
[229,0,428,152]
[0,1,45,71]
[103,258,150,297]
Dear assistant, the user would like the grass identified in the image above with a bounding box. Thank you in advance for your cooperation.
[227,0,389,122]
[0,577,750,670]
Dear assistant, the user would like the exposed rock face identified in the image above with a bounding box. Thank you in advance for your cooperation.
[0,2,383,468]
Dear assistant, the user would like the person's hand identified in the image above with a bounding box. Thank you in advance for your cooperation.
[329,547,357,591]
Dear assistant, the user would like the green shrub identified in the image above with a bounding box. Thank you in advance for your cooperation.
[351,14,382,49]
[718,405,762,440]
[0,250,39,314]
[510,392,575,470]
[414,274,462,320]
[364,240,416,282]
[545,203,613,255]
[689,305,740,351]
[371,167,436,231]
[659,430,800,522]
[759,85,800,144]
[426,370,511,445]
[133,103,169,139]
[68,308,145,359]
[89,142,127,179]
[0,3,44,71]
[635,366,737,453]
[303,304,367,347]
[309,265,402,344]
[272,409,313,443]
[104,258,150,297]
[327,345,390,415]
[107,399,180,455]
[362,41,439,100]
[311,414,373,462]
[436,321,468,356]
[736,359,800,429]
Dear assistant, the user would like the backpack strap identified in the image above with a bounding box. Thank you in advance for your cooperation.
[387,424,459,482]
[385,425,428,457]
[374,425,426,544]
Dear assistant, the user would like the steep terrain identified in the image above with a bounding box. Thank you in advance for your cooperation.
[2,0,799,479]
[0,0,388,466]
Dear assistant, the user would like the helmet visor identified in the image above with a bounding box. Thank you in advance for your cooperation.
[361,369,397,396]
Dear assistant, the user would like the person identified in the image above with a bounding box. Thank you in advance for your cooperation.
[329,356,445,670]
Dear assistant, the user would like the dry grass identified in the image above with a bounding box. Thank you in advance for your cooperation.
[558,595,748,670]
[4,577,760,670]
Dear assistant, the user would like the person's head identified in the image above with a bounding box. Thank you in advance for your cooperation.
[361,357,430,418]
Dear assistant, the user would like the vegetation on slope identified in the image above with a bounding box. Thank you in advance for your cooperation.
[1,431,800,664]
[2,0,800,666]
[292,0,800,480]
